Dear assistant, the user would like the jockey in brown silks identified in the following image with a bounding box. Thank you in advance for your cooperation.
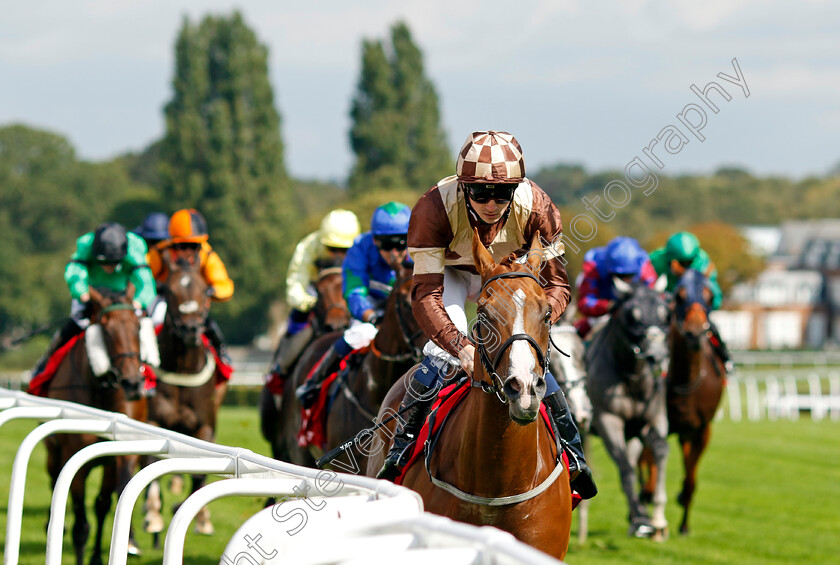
[375,130,597,500]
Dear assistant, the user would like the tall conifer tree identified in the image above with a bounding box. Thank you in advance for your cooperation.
[160,12,292,340]
[349,22,451,195]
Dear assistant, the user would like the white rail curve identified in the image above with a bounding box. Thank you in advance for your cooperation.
[0,388,563,565]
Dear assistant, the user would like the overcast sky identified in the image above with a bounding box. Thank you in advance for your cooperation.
[1,0,838,183]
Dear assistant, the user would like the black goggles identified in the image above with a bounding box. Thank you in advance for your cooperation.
[374,234,408,251]
[464,182,517,204]
[171,242,201,251]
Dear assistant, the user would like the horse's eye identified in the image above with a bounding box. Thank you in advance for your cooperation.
[631,307,641,320]
[544,308,552,324]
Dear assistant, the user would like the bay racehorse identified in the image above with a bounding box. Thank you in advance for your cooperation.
[367,232,573,560]
[586,275,671,539]
[261,265,350,467]
[654,268,725,535]
[548,303,593,544]
[145,253,222,538]
[317,262,425,472]
[44,285,149,565]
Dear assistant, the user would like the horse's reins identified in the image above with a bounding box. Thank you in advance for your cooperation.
[339,275,424,421]
[425,269,565,506]
[370,277,424,363]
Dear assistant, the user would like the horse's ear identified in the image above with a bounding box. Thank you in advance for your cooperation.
[653,274,668,293]
[526,231,545,275]
[613,275,633,296]
[472,228,495,278]
[125,281,136,302]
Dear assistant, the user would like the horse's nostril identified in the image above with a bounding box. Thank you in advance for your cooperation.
[504,378,522,399]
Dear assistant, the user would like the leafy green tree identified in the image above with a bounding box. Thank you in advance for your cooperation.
[0,125,144,339]
[349,21,451,195]
[159,12,293,342]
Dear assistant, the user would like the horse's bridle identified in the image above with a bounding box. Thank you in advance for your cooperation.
[96,302,143,390]
[472,271,550,404]
[162,269,210,344]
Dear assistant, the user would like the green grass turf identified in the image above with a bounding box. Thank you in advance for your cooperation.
[1,407,838,564]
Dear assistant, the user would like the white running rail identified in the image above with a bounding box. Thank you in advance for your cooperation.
[0,389,563,565]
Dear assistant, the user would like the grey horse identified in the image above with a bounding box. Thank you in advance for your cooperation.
[586,276,671,539]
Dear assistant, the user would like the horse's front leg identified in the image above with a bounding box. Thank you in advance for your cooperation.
[642,419,670,540]
[594,412,652,537]
[678,425,711,535]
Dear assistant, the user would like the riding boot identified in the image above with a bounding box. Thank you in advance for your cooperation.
[377,381,436,482]
[544,390,598,499]
[707,321,734,373]
[205,318,231,365]
[32,318,82,376]
[295,345,343,409]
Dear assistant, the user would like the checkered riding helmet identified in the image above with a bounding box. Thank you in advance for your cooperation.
[455,131,525,184]
[169,209,209,244]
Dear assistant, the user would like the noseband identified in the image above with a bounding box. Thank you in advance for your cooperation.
[472,271,551,403]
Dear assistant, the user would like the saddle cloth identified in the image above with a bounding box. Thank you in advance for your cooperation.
[297,347,368,450]
[394,381,582,509]
[153,325,234,385]
[28,331,156,397]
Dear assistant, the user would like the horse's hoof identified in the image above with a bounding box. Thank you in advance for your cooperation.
[127,540,142,556]
[652,527,669,542]
[170,475,184,496]
[629,522,655,538]
[144,511,164,534]
[195,506,214,535]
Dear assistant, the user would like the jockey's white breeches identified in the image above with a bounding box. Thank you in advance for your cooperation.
[423,267,482,367]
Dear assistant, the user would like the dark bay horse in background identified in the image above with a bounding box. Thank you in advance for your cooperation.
[586,275,671,539]
[367,233,573,560]
[319,263,425,471]
[261,265,350,467]
[649,268,725,535]
[549,303,593,544]
[44,285,148,565]
[145,253,220,539]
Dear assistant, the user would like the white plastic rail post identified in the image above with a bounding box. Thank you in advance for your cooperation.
[45,439,169,565]
[108,457,237,565]
[4,419,112,565]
